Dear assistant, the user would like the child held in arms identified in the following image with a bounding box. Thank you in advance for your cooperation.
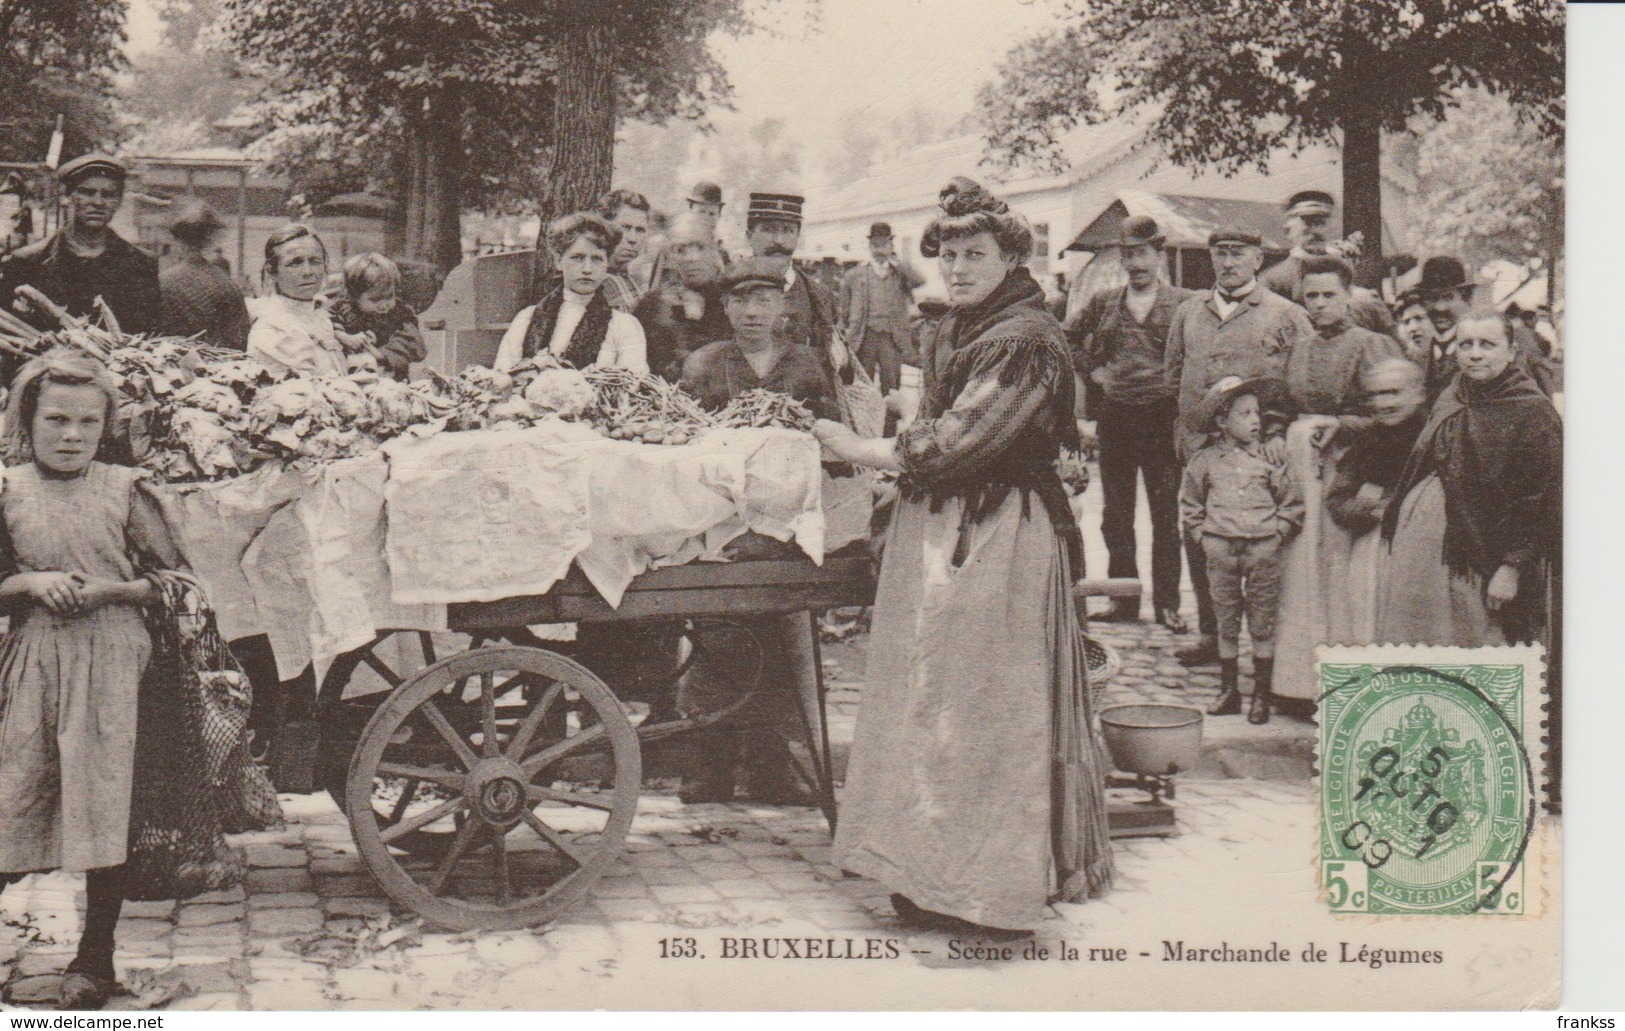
[327,252,426,381]
[1180,377,1304,725]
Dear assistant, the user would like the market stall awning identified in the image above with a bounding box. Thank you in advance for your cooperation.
[1064,191,1289,254]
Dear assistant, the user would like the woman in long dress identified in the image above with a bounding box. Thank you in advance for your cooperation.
[0,350,182,1008]
[813,178,1113,936]
[1375,313,1561,646]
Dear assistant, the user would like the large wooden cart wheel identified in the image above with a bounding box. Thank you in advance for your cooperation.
[347,646,641,931]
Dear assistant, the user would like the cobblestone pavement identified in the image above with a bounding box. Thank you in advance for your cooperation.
[1,779,1324,1011]
[0,477,1331,1010]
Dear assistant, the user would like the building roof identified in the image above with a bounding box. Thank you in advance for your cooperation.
[1066,191,1291,252]
[810,122,1144,224]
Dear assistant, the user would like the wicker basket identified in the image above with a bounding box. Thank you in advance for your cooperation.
[1082,633,1120,709]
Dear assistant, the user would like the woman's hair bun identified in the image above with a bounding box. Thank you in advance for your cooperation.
[938,177,1008,219]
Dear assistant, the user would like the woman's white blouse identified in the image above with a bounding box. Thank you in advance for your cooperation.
[247,294,348,378]
[494,298,649,375]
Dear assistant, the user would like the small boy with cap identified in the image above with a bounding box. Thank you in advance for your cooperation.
[1179,376,1304,724]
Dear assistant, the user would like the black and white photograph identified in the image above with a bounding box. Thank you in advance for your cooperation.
[0,0,1581,1014]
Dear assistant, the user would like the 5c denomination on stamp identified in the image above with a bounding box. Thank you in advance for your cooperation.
[1316,645,1545,917]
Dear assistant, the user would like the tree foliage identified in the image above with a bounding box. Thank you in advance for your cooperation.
[124,0,264,154]
[221,0,756,270]
[0,0,128,164]
[981,0,1565,278]
[1409,87,1562,269]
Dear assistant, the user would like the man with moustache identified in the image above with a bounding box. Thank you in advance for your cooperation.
[745,192,846,394]
[1068,215,1192,628]
[0,155,159,377]
[1415,255,1474,403]
[1164,226,1315,665]
[1260,190,1395,337]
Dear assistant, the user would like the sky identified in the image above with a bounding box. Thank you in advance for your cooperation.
[124,0,1066,170]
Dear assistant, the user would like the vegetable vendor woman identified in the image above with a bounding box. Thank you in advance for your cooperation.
[247,224,351,379]
[0,349,184,1008]
[495,212,648,375]
[814,178,1114,936]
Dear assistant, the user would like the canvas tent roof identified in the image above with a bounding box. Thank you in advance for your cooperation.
[1065,191,1291,253]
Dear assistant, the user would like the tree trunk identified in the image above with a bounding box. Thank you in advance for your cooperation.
[1340,109,1384,290]
[402,114,426,263]
[399,93,464,275]
[538,8,617,232]
[421,89,465,274]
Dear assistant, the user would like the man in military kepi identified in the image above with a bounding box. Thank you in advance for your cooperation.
[0,154,161,357]
[744,191,846,394]
[1259,189,1395,338]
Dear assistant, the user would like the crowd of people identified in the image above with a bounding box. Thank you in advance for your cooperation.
[0,149,1563,1002]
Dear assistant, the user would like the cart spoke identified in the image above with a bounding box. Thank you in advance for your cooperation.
[417,631,436,666]
[386,777,421,826]
[379,795,466,844]
[425,817,483,895]
[417,697,481,770]
[479,671,500,758]
[376,761,466,792]
[361,649,404,688]
[519,722,607,777]
[505,681,563,762]
[493,827,511,905]
[526,783,615,813]
[520,808,587,867]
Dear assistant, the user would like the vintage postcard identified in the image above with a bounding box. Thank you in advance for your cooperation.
[0,0,1567,1014]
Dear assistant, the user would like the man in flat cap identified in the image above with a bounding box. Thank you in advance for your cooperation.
[1163,225,1315,665]
[745,191,844,395]
[679,256,840,422]
[837,221,924,395]
[1067,214,1194,629]
[158,198,250,350]
[675,255,838,807]
[0,154,160,355]
[1260,189,1396,338]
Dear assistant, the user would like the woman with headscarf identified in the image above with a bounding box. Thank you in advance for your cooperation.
[494,212,647,375]
[1375,312,1561,647]
[813,178,1113,937]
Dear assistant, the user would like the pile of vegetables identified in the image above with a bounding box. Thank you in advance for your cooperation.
[0,289,831,483]
[719,389,815,432]
[583,366,717,446]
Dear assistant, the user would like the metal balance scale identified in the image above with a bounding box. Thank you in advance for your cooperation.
[1078,578,1204,839]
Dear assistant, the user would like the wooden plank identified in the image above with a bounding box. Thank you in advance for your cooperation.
[1075,578,1143,599]
[447,558,876,630]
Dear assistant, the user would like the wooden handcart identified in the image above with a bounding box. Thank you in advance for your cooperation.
[311,556,874,932]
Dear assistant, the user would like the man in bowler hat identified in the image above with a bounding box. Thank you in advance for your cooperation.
[1416,255,1474,402]
[1067,214,1193,628]
[838,221,924,394]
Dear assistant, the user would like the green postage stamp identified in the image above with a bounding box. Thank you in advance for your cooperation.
[1317,645,1546,917]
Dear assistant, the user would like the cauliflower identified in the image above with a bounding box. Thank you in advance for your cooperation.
[456,366,513,402]
[318,377,369,423]
[524,367,595,419]
[250,379,325,424]
[169,407,239,477]
[170,379,243,421]
[487,397,538,425]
